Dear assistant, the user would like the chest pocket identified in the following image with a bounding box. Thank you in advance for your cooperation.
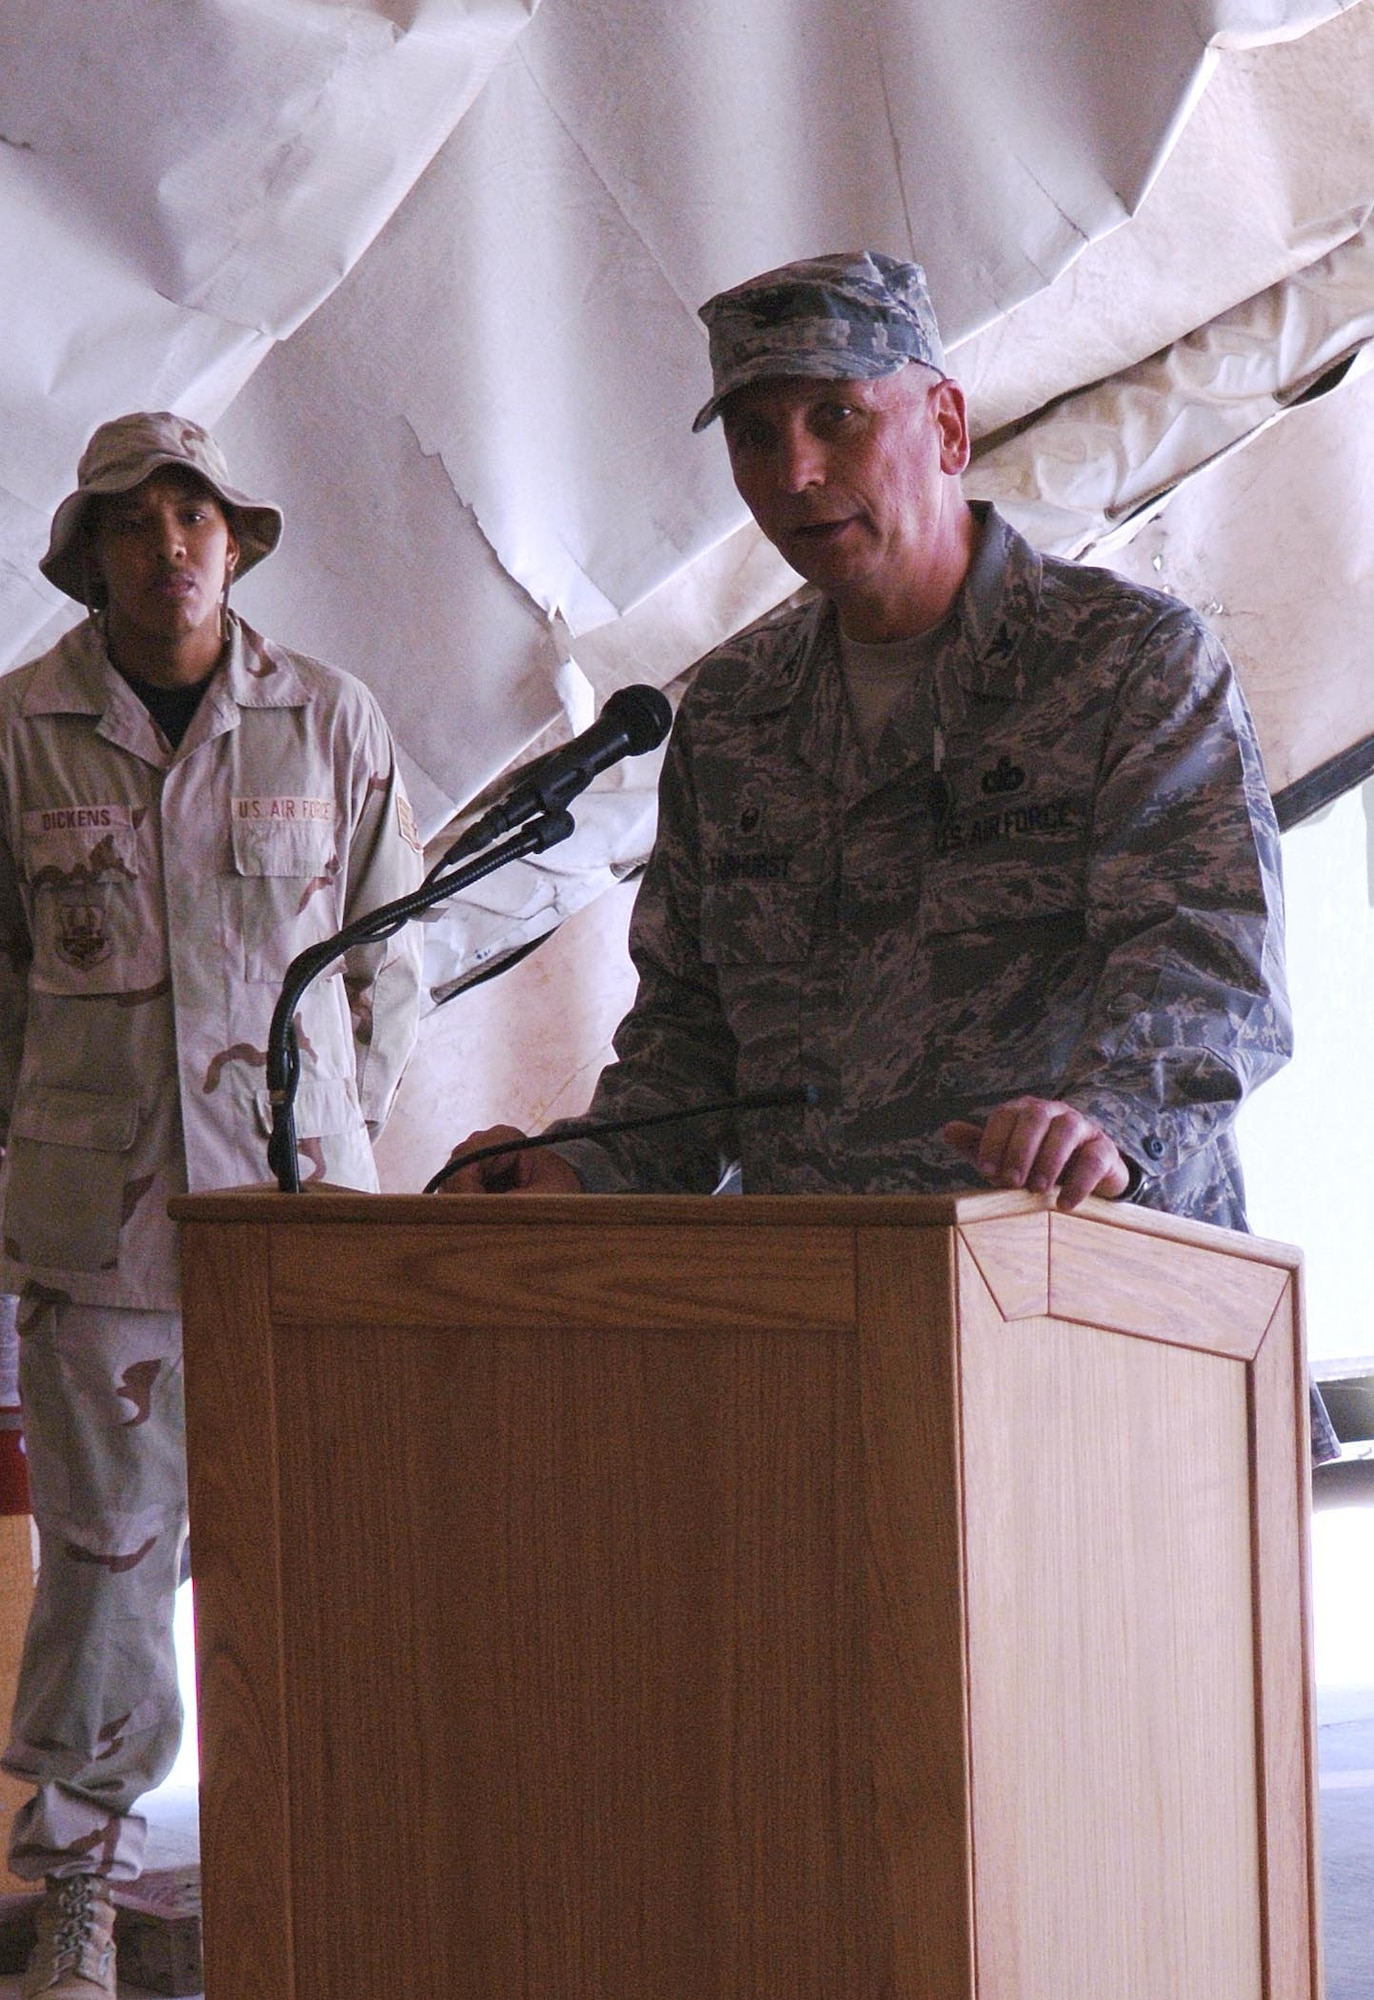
[225,816,338,982]
[22,822,164,997]
[697,873,818,1095]
[699,876,819,966]
[918,855,1086,947]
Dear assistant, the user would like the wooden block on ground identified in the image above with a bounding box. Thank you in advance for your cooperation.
[112,1866,203,1997]
[0,1890,41,1973]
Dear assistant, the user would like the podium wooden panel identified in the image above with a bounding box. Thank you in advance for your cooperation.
[171,1188,1321,2000]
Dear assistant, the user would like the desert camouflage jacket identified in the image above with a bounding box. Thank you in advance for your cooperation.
[0,615,424,1307]
[556,505,1291,1228]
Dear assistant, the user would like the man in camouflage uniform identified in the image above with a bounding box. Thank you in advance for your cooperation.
[0,413,423,1995]
[448,251,1295,1235]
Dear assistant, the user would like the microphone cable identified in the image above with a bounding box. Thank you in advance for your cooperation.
[424,1083,818,1194]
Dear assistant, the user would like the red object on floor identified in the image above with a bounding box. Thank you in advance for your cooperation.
[0,1409,29,1515]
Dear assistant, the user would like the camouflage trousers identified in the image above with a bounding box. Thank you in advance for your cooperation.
[2,1299,186,1882]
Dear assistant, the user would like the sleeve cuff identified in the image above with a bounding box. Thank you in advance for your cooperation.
[545,1137,628,1193]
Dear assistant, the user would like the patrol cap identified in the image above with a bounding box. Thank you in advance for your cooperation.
[692,251,946,432]
[40,411,284,604]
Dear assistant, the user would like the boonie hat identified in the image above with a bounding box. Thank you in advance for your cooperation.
[693,250,946,432]
[40,411,284,604]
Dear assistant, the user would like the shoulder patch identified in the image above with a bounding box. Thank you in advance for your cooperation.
[396,793,423,855]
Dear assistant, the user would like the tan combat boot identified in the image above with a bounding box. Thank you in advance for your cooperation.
[21,1875,116,1999]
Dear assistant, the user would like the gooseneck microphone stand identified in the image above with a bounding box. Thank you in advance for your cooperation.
[265,807,576,1192]
[266,681,673,1193]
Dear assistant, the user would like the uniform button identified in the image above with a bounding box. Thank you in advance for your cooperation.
[1142,1135,1165,1160]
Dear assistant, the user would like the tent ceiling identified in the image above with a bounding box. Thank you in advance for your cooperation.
[2,0,1372,986]
[1109,361,1374,802]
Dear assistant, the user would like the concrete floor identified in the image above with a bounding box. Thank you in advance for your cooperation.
[1319,1688,1374,2000]
[1311,1479,1374,2000]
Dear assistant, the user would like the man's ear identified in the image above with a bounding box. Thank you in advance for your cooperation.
[932,377,972,477]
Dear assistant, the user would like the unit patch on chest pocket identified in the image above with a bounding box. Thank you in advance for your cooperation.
[21,807,161,995]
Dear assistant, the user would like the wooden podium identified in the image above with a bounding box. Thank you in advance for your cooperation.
[172,1188,1321,2000]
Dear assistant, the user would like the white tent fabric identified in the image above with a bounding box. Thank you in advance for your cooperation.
[216,0,1369,830]
[2,0,1370,999]
[0,0,534,665]
[1109,361,1374,799]
[966,222,1374,560]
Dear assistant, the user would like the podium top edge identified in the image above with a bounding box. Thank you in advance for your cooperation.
[168,1184,1300,1266]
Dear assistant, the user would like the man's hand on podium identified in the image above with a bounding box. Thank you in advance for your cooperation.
[941,1096,1130,1210]
[438,1125,586,1194]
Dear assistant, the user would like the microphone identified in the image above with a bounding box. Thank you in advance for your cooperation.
[446,684,673,862]
[425,1083,819,1194]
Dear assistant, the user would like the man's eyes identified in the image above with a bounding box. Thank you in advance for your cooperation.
[726,400,863,450]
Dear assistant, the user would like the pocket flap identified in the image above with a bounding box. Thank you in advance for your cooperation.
[919,857,1084,942]
[700,879,818,966]
[231,817,335,880]
[10,1086,139,1152]
[24,821,139,887]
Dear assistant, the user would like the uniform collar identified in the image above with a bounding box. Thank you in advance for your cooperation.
[732,503,1041,728]
[18,615,312,766]
[17,620,111,719]
[942,501,1041,706]
[20,614,311,718]
[729,595,848,786]
[734,593,830,721]
[217,615,312,710]
[728,504,1043,792]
